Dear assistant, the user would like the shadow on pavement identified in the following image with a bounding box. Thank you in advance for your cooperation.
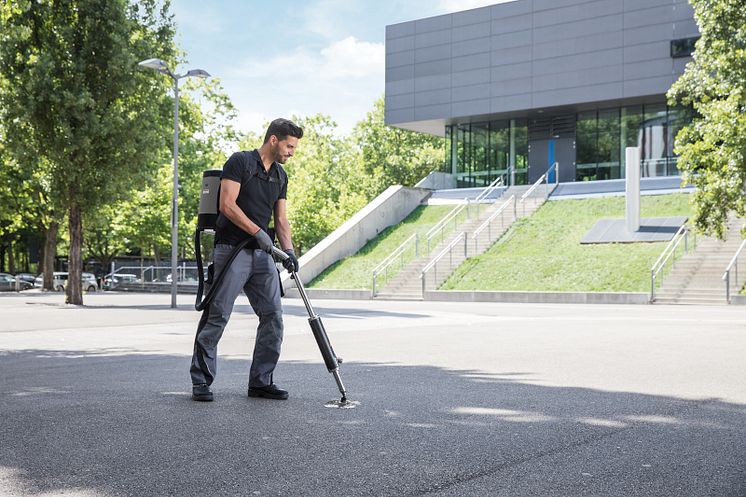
[1,349,745,497]
[73,300,429,320]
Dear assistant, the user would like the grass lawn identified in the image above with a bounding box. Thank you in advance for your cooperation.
[309,204,453,289]
[441,193,694,292]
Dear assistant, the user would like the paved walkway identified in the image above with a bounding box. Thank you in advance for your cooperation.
[1,291,745,496]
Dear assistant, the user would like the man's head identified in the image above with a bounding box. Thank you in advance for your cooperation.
[263,118,303,164]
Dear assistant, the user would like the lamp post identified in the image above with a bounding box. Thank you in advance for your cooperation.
[138,58,210,308]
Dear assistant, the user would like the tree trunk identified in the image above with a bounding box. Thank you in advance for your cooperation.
[66,204,83,305]
[43,221,58,291]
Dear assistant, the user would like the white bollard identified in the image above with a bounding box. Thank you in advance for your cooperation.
[625,147,640,232]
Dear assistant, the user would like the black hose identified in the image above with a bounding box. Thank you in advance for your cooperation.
[194,230,252,311]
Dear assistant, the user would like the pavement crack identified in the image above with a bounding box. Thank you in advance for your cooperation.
[409,427,632,496]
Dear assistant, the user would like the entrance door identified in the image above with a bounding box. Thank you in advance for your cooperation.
[528,137,575,184]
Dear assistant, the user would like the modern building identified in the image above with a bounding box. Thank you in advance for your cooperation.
[384,0,699,187]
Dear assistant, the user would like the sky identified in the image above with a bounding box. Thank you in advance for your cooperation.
[169,0,512,136]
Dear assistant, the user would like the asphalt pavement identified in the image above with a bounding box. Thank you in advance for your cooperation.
[1,291,745,496]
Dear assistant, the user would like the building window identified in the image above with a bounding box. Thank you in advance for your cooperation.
[671,37,698,58]
[446,104,691,185]
[446,120,528,187]
[641,103,668,177]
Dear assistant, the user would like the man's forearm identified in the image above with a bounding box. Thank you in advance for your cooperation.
[222,202,260,236]
[275,220,293,251]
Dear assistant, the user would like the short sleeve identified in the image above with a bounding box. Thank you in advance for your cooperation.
[278,167,288,199]
[221,152,245,183]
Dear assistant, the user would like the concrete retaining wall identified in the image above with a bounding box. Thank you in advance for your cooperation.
[283,288,371,300]
[415,171,456,190]
[286,185,430,285]
[424,290,650,305]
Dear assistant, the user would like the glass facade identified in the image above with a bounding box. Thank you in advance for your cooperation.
[447,103,691,185]
[575,103,690,181]
[446,119,529,187]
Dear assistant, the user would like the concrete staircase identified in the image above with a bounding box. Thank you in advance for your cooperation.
[654,217,745,305]
[374,185,547,300]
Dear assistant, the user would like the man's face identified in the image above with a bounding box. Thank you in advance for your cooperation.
[270,136,299,164]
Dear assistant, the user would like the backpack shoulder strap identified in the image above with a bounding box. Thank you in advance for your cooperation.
[242,150,260,181]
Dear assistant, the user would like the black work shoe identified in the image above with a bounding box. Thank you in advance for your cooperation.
[192,383,213,402]
[248,384,289,400]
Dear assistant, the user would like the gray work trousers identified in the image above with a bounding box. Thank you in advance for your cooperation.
[190,244,283,388]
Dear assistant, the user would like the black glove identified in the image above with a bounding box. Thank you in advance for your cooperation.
[282,249,299,273]
[252,229,274,253]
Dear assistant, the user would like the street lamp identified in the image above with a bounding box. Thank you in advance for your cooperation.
[138,58,210,308]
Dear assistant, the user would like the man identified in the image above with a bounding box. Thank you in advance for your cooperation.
[190,118,302,402]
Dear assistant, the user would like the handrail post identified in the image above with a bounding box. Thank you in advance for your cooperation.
[372,272,377,297]
[421,272,425,297]
[725,270,730,304]
[650,270,655,302]
[464,232,467,258]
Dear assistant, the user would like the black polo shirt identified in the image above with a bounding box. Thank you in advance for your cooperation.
[215,149,288,246]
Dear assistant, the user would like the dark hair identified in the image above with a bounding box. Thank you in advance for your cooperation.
[263,118,303,144]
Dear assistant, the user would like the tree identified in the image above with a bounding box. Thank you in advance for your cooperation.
[667,0,746,239]
[352,96,445,195]
[276,115,368,254]
[87,77,240,267]
[0,0,176,303]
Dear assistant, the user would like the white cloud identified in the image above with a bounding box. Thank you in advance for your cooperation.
[320,37,385,78]
[234,111,268,136]
[230,36,384,135]
[438,0,516,13]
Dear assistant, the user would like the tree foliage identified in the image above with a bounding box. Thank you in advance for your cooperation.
[0,0,176,303]
[668,0,746,238]
[83,77,239,264]
[352,96,444,194]
[272,115,367,254]
[229,100,444,255]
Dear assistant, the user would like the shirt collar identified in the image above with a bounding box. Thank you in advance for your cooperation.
[251,149,276,173]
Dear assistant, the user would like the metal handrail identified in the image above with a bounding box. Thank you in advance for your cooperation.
[650,224,692,302]
[520,162,557,201]
[426,200,468,237]
[426,177,504,248]
[425,199,470,254]
[420,231,467,295]
[472,195,516,239]
[723,238,746,303]
[651,225,687,273]
[521,174,547,200]
[371,233,419,295]
[372,233,418,275]
[517,162,557,217]
[371,174,504,295]
[474,176,503,203]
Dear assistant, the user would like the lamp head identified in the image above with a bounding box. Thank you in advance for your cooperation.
[138,58,171,75]
[185,69,211,79]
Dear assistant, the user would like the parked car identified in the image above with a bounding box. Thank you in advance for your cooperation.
[14,273,37,285]
[33,272,98,292]
[34,272,67,291]
[0,273,33,291]
[102,273,139,290]
[81,272,99,292]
